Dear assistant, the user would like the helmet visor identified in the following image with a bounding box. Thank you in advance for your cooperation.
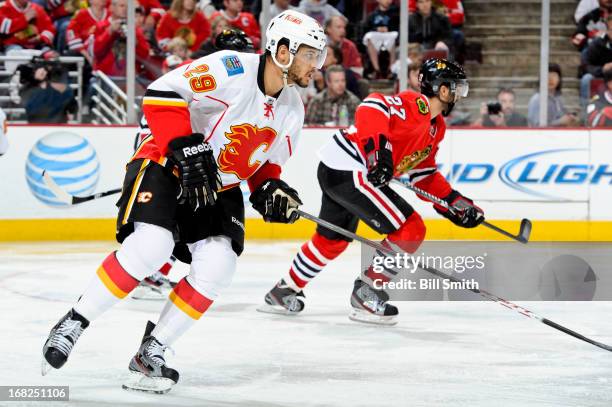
[294,46,327,69]
[454,79,469,99]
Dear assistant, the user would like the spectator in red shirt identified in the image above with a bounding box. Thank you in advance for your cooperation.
[92,0,150,77]
[325,15,363,77]
[192,14,229,57]
[409,0,464,27]
[156,0,210,52]
[46,0,80,52]
[65,0,108,62]
[137,0,166,21]
[209,0,261,50]
[0,0,56,52]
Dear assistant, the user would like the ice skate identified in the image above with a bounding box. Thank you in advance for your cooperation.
[42,309,89,375]
[257,278,305,315]
[131,271,176,301]
[122,321,179,394]
[349,279,398,326]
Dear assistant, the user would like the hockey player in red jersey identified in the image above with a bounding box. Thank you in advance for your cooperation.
[260,58,484,325]
[42,9,327,393]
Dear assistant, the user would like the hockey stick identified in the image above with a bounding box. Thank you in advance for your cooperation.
[391,179,532,244]
[42,170,122,205]
[296,209,612,352]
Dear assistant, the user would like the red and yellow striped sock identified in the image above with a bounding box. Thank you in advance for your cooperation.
[151,277,213,346]
[74,252,140,321]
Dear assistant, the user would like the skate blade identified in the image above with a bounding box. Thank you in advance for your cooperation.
[131,285,168,301]
[348,308,398,326]
[122,371,174,394]
[41,359,53,376]
[256,303,301,316]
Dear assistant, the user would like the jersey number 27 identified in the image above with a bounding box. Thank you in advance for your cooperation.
[384,96,406,120]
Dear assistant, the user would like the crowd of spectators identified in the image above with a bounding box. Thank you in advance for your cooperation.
[0,0,610,127]
[0,0,470,125]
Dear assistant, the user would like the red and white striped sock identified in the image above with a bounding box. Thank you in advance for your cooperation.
[287,233,349,290]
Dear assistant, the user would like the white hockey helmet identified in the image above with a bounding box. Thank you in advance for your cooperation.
[265,10,327,70]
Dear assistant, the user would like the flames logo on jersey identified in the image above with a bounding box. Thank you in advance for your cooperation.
[218,124,278,180]
[396,145,432,174]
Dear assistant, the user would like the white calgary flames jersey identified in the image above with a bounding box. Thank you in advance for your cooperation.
[135,50,305,189]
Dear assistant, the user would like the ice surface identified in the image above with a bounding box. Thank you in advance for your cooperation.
[0,241,610,407]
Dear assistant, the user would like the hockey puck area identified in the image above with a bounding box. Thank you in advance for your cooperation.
[1,241,611,406]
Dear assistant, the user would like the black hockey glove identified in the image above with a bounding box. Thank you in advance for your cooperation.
[250,178,303,224]
[168,133,222,211]
[364,134,394,187]
[434,190,484,228]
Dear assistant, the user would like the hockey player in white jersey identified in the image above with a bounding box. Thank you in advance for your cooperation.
[42,10,326,393]
[129,29,257,301]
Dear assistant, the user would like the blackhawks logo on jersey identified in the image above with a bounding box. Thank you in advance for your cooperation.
[218,123,278,180]
[416,97,429,115]
[396,144,432,174]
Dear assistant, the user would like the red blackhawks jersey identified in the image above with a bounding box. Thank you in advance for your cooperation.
[65,7,107,51]
[135,51,304,191]
[319,90,452,199]
[0,0,55,47]
[155,11,211,51]
[209,10,261,50]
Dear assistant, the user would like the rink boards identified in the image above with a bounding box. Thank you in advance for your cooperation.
[0,125,611,241]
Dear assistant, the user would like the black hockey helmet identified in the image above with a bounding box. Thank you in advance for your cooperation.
[419,58,468,116]
[215,28,255,53]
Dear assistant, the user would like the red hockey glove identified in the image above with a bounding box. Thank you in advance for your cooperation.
[364,134,394,187]
[434,190,484,228]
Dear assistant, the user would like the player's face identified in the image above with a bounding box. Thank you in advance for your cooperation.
[289,46,322,88]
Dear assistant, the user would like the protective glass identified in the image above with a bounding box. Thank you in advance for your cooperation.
[454,79,469,98]
[295,47,327,69]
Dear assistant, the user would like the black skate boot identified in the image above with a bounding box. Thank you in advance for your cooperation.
[42,309,89,375]
[122,321,179,394]
[131,271,177,301]
[257,278,305,315]
[349,279,398,326]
